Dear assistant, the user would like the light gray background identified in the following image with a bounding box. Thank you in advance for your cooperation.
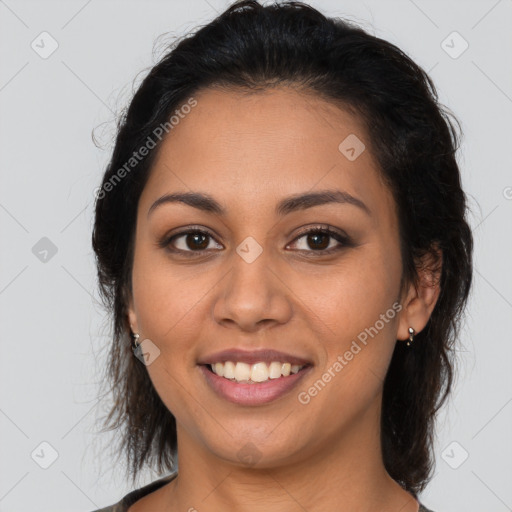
[1,0,511,511]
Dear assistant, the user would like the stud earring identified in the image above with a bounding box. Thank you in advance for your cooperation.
[407,327,415,347]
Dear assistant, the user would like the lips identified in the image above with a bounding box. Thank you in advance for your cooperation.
[197,348,312,367]
[199,363,313,405]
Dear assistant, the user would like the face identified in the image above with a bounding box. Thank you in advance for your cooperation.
[127,86,418,469]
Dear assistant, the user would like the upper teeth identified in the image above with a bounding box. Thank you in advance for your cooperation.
[211,361,305,383]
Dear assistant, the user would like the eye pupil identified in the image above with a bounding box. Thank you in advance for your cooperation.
[187,233,209,250]
[308,232,329,250]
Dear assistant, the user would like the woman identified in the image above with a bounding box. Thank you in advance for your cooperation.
[90,1,473,511]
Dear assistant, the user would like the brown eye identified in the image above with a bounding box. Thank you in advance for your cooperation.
[163,229,223,254]
[182,232,210,250]
[304,232,331,250]
[288,226,352,255]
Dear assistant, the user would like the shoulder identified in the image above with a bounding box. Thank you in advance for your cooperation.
[89,472,178,512]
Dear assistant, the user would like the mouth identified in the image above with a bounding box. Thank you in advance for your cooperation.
[198,361,313,405]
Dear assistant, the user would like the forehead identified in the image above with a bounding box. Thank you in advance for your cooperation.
[140,86,390,218]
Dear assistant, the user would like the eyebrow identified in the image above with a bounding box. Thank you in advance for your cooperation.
[147,189,371,218]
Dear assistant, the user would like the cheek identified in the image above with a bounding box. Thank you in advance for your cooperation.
[131,237,207,337]
[131,252,211,418]
[291,241,401,336]
[292,242,401,398]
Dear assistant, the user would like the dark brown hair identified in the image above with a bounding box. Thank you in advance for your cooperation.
[92,0,473,495]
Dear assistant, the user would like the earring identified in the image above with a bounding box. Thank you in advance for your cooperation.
[131,332,140,349]
[406,327,415,347]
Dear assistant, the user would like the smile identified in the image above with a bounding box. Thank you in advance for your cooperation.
[199,363,313,405]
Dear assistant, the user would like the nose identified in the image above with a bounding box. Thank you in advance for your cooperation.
[212,248,293,332]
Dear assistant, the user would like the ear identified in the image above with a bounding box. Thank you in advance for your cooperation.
[397,245,443,341]
[125,287,139,335]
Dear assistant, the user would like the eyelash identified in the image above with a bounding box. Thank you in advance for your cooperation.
[159,224,353,257]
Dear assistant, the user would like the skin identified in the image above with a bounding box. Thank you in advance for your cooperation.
[126,86,441,512]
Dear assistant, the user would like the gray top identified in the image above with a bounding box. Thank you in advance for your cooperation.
[90,472,435,512]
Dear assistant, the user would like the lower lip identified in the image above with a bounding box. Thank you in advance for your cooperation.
[199,364,312,406]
